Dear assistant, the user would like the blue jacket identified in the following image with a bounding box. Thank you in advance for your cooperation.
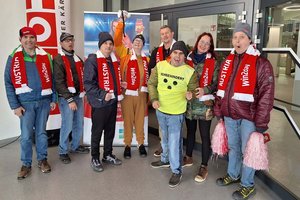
[83,53,118,108]
[4,47,56,110]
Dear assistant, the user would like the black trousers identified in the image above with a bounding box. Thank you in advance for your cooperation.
[91,103,117,159]
[185,118,212,166]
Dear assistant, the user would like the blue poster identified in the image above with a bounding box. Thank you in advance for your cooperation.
[84,11,150,59]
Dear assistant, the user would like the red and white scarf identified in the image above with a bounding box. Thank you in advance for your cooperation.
[155,39,176,63]
[11,46,53,96]
[217,45,260,102]
[96,50,123,101]
[60,51,85,98]
[125,50,149,96]
[187,52,215,101]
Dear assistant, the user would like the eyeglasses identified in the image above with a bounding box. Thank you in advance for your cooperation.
[199,40,211,47]
[64,38,75,43]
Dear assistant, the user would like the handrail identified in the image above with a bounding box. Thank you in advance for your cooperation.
[262,47,300,68]
[273,104,300,140]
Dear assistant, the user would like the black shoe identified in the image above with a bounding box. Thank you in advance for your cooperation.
[139,144,147,157]
[102,154,122,165]
[216,174,240,186]
[151,160,170,168]
[124,146,131,159]
[154,146,163,157]
[232,186,256,200]
[59,154,71,164]
[90,158,104,172]
[72,145,90,154]
[169,173,182,188]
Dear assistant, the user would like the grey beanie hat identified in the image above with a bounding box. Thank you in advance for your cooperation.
[234,22,252,39]
[170,41,188,57]
[98,32,114,48]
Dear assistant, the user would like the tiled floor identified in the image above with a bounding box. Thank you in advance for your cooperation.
[0,134,281,200]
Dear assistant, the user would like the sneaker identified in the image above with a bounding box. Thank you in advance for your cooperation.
[183,155,193,167]
[38,159,51,173]
[102,154,122,165]
[139,144,147,157]
[17,166,31,180]
[232,186,256,200]
[72,145,90,154]
[151,160,170,168]
[194,165,208,183]
[169,173,182,188]
[124,146,131,159]
[90,158,104,172]
[59,154,71,164]
[154,146,163,157]
[216,174,240,186]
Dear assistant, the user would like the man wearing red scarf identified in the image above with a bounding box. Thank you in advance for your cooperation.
[53,32,89,165]
[149,25,176,157]
[84,32,124,172]
[4,27,56,180]
[114,18,149,159]
[214,22,275,200]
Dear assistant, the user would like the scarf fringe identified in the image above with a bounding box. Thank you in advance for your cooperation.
[125,89,139,96]
[68,87,76,93]
[216,90,225,98]
[118,94,124,101]
[198,94,215,101]
[79,92,86,98]
[140,86,148,93]
[41,89,53,96]
[15,84,33,95]
[232,93,254,102]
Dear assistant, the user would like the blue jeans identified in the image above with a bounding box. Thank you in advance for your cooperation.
[156,110,184,174]
[58,96,84,154]
[224,116,256,187]
[20,99,51,167]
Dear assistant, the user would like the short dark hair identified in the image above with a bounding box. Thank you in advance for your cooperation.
[160,25,173,32]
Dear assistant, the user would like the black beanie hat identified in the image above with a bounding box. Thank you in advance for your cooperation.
[132,34,145,45]
[98,32,114,48]
[170,41,188,57]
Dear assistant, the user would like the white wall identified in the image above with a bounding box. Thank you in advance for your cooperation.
[0,0,103,140]
[0,0,26,140]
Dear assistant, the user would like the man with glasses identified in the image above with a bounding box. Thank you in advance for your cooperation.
[53,32,89,165]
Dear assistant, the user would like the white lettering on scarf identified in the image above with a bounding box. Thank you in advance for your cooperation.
[130,67,137,86]
[241,64,250,87]
[202,67,209,87]
[13,57,22,85]
[102,63,110,91]
[219,59,231,87]
[41,63,50,83]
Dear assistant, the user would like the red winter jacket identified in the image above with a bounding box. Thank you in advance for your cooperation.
[214,52,275,130]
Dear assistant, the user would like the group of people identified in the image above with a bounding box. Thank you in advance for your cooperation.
[4,17,274,200]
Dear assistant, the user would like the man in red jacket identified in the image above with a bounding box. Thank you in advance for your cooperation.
[214,22,274,200]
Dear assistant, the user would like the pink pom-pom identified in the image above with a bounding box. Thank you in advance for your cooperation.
[211,120,228,156]
[243,132,269,170]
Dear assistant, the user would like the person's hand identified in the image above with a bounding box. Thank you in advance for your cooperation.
[68,102,77,111]
[50,102,56,111]
[105,92,114,101]
[121,81,128,89]
[186,91,193,100]
[195,87,204,98]
[14,107,25,117]
[152,101,160,109]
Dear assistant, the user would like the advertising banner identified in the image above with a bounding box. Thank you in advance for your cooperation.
[25,0,71,131]
[83,11,150,146]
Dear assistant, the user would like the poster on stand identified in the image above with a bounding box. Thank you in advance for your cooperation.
[83,11,150,146]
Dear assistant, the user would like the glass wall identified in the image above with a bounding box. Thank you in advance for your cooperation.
[129,0,199,10]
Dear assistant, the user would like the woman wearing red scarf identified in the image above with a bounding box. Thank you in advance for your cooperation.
[184,33,219,183]
[114,16,149,159]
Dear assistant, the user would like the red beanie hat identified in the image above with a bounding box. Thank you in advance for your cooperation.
[19,27,37,39]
